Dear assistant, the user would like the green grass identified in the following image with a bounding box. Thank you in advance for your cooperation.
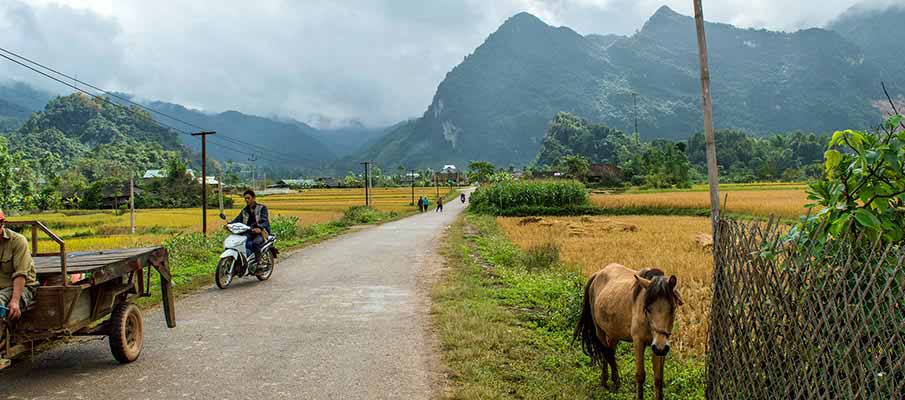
[433,214,705,399]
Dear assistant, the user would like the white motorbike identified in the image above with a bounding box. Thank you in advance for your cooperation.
[215,222,278,289]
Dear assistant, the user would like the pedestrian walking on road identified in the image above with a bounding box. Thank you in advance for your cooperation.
[423,197,429,213]
[417,197,424,212]
[436,197,443,212]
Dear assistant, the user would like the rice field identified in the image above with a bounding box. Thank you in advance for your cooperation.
[8,187,453,253]
[497,215,713,357]
[591,188,810,219]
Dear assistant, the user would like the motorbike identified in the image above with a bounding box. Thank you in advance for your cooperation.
[460,193,467,204]
[215,221,278,289]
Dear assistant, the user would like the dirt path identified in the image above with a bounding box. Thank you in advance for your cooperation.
[1,193,470,399]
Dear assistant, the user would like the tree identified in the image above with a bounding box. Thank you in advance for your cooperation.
[467,161,496,184]
[558,155,591,182]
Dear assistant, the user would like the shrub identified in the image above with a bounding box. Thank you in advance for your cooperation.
[340,206,397,225]
[270,215,300,240]
[520,242,561,271]
[469,180,588,214]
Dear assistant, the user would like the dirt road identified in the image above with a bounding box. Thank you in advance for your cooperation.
[1,195,469,399]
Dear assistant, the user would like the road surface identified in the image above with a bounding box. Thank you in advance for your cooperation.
[1,195,469,399]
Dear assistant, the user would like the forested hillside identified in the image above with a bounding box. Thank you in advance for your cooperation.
[353,6,896,168]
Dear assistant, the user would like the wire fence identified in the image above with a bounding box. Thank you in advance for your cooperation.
[707,218,905,399]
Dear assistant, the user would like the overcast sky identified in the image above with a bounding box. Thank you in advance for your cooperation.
[1,0,898,128]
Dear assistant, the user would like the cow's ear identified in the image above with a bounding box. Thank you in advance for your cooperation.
[634,274,651,289]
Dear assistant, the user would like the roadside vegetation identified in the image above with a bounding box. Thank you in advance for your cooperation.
[434,214,705,399]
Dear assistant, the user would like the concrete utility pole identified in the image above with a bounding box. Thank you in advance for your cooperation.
[361,162,371,207]
[410,169,416,206]
[129,174,135,234]
[248,155,257,192]
[192,131,216,237]
[632,92,639,135]
[693,0,720,233]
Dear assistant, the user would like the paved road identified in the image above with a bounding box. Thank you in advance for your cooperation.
[1,195,469,399]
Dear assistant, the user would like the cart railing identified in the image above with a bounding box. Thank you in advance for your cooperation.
[6,221,68,286]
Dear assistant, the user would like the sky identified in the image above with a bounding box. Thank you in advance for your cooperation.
[0,0,897,128]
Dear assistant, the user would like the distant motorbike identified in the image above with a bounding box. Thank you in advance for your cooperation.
[215,221,277,289]
[460,193,467,204]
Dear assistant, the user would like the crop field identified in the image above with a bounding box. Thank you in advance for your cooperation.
[8,187,454,253]
[591,187,810,219]
[497,215,713,357]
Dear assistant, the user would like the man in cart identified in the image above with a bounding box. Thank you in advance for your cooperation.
[0,208,38,344]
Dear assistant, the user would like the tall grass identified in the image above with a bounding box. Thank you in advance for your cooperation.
[470,180,588,214]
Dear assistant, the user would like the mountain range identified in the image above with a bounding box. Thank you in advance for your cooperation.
[349,5,903,169]
[2,3,903,173]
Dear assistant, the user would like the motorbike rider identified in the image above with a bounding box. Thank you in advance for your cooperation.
[228,190,270,267]
[0,209,38,345]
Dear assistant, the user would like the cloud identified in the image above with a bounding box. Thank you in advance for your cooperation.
[0,0,877,128]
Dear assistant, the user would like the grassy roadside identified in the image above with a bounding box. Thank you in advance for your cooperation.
[432,213,705,399]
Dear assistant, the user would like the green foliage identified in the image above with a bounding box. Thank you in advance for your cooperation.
[339,206,398,225]
[469,180,588,214]
[269,215,301,240]
[791,115,905,243]
[520,242,561,271]
[467,160,496,184]
[687,130,828,183]
[558,155,591,182]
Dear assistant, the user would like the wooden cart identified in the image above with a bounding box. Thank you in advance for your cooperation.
[1,221,176,370]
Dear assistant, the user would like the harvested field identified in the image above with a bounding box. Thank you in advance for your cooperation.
[497,215,713,357]
[591,189,809,219]
[9,187,454,253]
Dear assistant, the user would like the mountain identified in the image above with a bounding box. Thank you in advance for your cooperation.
[5,93,186,180]
[352,6,897,169]
[294,119,392,158]
[141,101,336,171]
[827,3,905,80]
[0,82,54,131]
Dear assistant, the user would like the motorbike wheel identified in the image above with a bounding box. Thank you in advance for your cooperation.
[256,250,275,281]
[215,257,235,289]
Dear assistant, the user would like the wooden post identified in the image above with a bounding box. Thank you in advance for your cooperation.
[130,174,135,234]
[192,131,216,237]
[693,0,720,233]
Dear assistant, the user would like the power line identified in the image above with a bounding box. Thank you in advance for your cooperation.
[0,46,316,163]
[0,51,311,166]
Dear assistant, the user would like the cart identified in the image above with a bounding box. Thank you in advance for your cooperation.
[0,221,176,370]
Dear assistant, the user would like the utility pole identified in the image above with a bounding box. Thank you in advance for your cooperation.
[129,173,135,234]
[435,172,439,199]
[693,0,720,234]
[632,92,639,135]
[192,131,216,237]
[248,155,257,192]
[410,169,416,206]
[361,162,370,207]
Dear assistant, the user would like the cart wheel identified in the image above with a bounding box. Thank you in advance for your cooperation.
[256,251,275,281]
[109,302,143,364]
[215,257,234,289]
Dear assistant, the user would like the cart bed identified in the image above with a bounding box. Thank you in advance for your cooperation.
[34,247,168,286]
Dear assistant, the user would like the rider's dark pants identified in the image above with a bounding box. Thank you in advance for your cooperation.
[246,234,264,264]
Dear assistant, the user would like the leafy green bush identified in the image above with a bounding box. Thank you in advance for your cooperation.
[469,180,588,214]
[339,206,398,225]
[789,114,905,244]
[270,215,300,240]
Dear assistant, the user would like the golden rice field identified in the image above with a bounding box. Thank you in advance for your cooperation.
[9,187,452,253]
[497,215,713,357]
[592,188,810,219]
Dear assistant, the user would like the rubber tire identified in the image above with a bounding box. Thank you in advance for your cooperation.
[109,302,143,364]
[256,251,275,281]
[215,257,234,289]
